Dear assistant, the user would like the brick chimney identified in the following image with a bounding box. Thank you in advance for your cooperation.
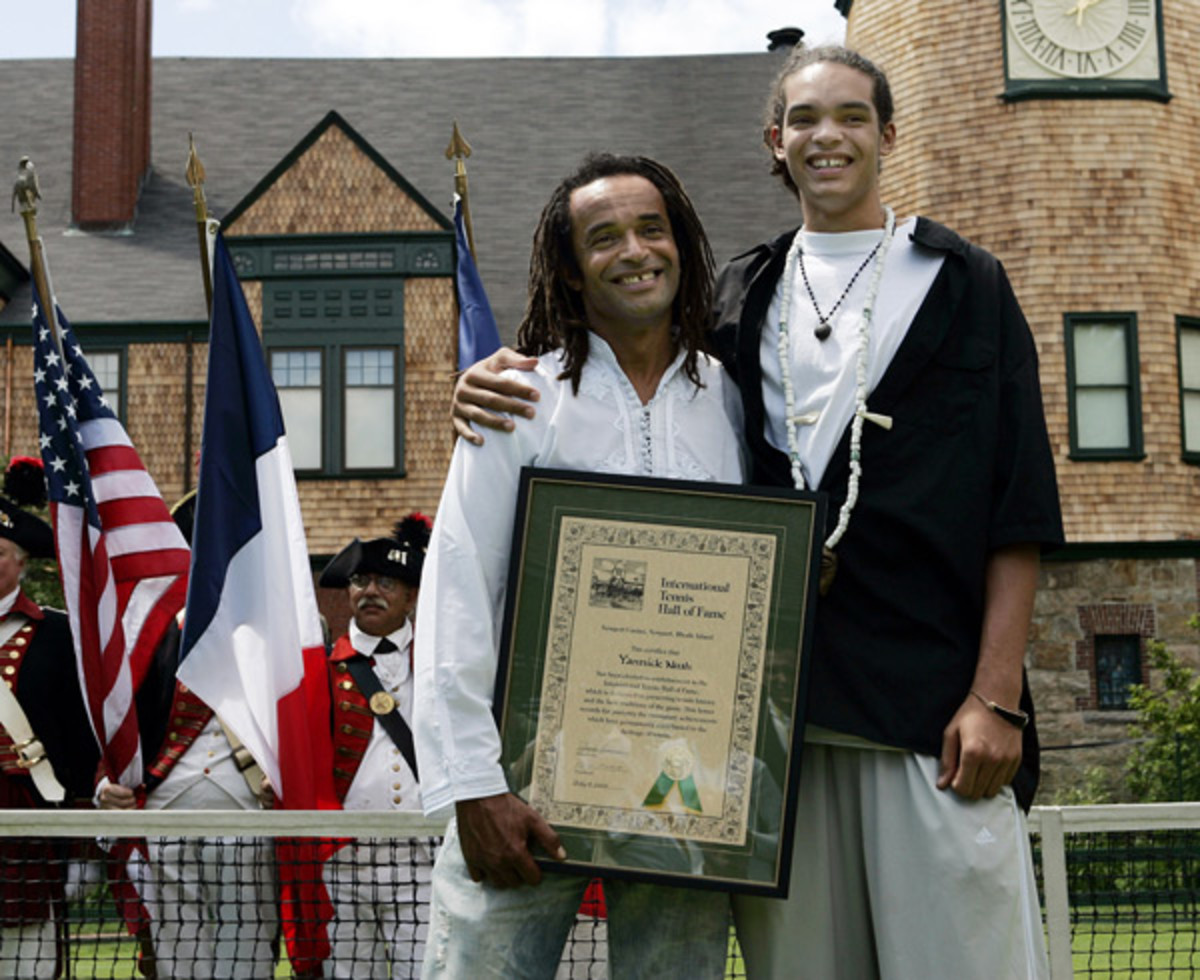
[72,0,152,230]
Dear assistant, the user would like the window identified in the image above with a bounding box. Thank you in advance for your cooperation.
[1076,603,1154,712]
[263,278,404,477]
[88,350,124,421]
[1094,634,1142,710]
[343,348,396,470]
[271,350,323,470]
[1065,313,1143,459]
[1178,318,1200,462]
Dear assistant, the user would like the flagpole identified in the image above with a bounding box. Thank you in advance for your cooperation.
[185,134,214,316]
[13,157,65,361]
[184,135,216,496]
[445,121,477,259]
[4,337,13,458]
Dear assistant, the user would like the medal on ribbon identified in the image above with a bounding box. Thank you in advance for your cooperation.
[642,742,702,813]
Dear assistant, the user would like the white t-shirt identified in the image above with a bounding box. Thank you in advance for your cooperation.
[758,217,944,489]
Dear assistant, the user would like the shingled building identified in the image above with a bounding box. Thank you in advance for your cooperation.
[2,0,1198,797]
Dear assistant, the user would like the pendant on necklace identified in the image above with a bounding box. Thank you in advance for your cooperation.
[814,321,832,342]
[819,545,837,596]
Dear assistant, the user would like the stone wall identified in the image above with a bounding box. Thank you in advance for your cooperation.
[1030,555,1199,801]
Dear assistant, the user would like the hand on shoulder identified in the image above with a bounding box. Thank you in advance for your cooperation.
[452,348,541,445]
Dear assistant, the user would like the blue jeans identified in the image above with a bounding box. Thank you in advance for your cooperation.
[421,818,730,979]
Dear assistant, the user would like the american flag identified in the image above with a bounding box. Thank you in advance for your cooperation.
[32,291,191,787]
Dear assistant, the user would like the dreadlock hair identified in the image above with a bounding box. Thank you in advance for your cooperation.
[515,153,714,393]
[763,44,895,197]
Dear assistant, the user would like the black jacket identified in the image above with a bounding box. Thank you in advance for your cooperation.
[712,218,1064,809]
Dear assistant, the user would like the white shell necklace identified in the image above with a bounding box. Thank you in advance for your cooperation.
[776,205,896,593]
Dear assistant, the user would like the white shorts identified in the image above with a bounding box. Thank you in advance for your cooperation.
[732,743,1049,980]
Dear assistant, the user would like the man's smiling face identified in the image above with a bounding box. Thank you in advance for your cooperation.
[566,174,680,342]
[770,60,896,232]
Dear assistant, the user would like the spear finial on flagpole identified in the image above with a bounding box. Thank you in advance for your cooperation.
[13,156,64,360]
[186,133,214,316]
[445,121,477,260]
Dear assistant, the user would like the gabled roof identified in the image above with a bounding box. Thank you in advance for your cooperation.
[0,55,800,336]
[223,109,452,234]
[0,239,29,304]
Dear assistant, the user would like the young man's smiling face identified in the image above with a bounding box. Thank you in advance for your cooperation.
[770,60,896,233]
[567,174,680,342]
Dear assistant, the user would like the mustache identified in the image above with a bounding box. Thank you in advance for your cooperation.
[356,596,389,611]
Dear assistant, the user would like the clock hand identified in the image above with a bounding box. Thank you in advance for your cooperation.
[1065,0,1103,28]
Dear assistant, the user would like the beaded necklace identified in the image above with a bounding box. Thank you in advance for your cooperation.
[776,205,896,593]
[799,239,882,341]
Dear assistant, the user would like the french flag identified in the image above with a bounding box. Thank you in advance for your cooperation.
[178,235,336,970]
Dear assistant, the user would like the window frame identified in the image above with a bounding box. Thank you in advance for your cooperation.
[262,275,406,479]
[86,347,127,422]
[1092,633,1143,711]
[1064,312,1145,461]
[340,345,400,474]
[1177,317,1200,465]
[270,346,326,474]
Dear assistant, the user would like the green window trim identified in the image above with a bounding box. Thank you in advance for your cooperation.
[1064,312,1145,461]
[1177,317,1200,465]
[263,276,406,479]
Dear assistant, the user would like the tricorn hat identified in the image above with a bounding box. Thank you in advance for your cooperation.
[319,512,432,589]
[0,457,54,559]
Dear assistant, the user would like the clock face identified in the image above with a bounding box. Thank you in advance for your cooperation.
[1005,0,1163,84]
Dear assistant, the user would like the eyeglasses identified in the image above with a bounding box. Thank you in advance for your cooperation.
[348,573,403,593]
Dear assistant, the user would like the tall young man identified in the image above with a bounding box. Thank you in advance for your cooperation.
[451,47,1062,980]
[413,154,741,979]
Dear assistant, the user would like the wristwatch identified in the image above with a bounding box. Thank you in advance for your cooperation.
[969,689,1029,730]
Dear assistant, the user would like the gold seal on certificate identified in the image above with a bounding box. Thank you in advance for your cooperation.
[643,740,703,813]
[369,691,396,716]
[661,742,693,782]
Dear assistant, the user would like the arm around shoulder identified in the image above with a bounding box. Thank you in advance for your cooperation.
[452,347,542,444]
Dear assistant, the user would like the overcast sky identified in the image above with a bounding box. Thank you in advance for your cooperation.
[0,0,846,59]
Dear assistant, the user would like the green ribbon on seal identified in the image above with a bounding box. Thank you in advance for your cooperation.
[642,772,703,813]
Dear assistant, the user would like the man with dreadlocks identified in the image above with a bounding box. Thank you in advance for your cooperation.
[412,154,741,978]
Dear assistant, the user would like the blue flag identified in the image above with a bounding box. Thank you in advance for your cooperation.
[454,195,501,370]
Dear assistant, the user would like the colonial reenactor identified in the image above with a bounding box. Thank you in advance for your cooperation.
[97,490,277,979]
[318,514,432,980]
[0,457,98,980]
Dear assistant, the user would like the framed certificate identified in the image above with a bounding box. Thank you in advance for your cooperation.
[495,468,824,896]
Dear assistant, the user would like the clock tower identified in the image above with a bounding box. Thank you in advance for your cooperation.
[836,0,1198,799]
